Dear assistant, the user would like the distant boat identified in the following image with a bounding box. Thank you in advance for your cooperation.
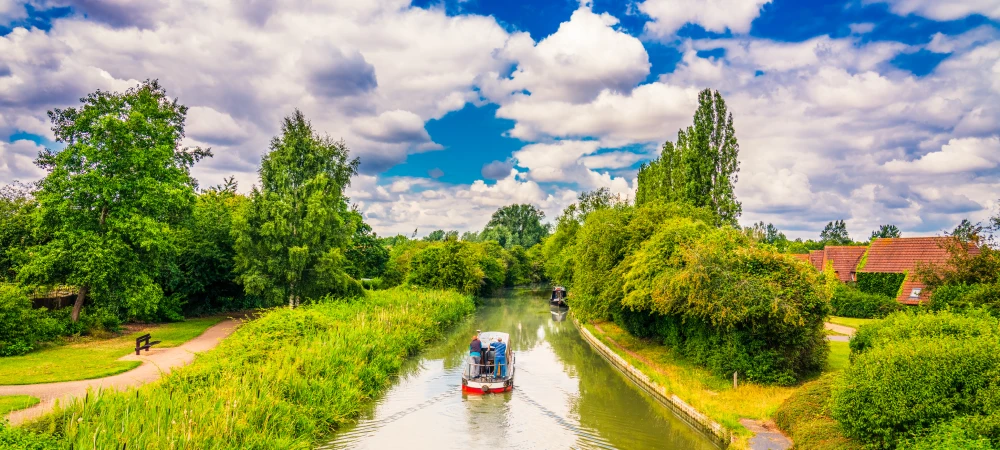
[462,331,515,394]
[550,286,567,306]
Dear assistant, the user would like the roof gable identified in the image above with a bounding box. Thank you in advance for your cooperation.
[823,246,867,282]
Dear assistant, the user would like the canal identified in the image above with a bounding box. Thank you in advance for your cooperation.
[322,288,720,449]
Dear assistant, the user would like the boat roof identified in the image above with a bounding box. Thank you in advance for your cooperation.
[553,286,566,291]
[478,331,510,344]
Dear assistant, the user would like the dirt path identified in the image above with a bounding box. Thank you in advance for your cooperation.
[0,319,240,425]
[824,322,856,342]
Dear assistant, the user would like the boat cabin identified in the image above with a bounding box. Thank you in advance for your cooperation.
[550,286,567,306]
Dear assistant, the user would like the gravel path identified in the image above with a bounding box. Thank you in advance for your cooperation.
[0,319,240,425]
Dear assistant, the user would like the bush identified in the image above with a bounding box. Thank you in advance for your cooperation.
[899,416,998,450]
[856,272,906,298]
[0,421,60,450]
[830,283,901,318]
[833,311,1000,449]
[0,285,62,356]
[930,283,1000,316]
[773,374,861,450]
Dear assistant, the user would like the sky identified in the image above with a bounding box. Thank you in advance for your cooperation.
[1,0,999,240]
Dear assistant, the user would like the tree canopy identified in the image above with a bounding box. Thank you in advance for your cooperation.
[636,88,741,226]
[820,220,852,245]
[870,224,901,240]
[482,203,550,249]
[233,110,361,307]
[18,80,209,322]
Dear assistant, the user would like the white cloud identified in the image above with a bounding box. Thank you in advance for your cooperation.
[884,136,1000,174]
[639,0,772,38]
[0,139,45,182]
[0,0,25,22]
[872,0,1000,21]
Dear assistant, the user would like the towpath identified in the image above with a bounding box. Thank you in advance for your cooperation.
[824,322,856,342]
[0,319,240,425]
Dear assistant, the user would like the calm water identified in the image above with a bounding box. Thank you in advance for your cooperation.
[322,289,720,450]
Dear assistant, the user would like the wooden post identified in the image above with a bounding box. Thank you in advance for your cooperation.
[733,371,738,389]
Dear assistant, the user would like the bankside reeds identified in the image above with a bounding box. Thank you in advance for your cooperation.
[25,287,474,449]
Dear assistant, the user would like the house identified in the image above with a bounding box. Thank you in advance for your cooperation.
[822,246,868,282]
[859,237,979,305]
[791,253,811,263]
[808,250,825,272]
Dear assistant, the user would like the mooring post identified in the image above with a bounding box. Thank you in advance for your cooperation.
[733,371,738,389]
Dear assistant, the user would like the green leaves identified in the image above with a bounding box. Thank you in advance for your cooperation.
[233,110,361,307]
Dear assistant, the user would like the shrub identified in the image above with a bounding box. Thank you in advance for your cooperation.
[930,283,1000,316]
[899,416,998,450]
[856,272,906,298]
[0,285,62,356]
[0,421,60,450]
[773,374,861,450]
[833,311,1000,449]
[830,283,901,318]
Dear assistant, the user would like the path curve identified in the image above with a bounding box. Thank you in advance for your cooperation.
[0,319,240,425]
[824,322,856,342]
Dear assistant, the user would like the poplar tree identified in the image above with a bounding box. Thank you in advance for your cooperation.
[233,110,360,307]
[636,89,741,227]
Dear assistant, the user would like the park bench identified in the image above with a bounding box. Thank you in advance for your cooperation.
[135,333,161,355]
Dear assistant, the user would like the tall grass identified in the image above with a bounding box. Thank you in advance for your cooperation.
[24,287,474,449]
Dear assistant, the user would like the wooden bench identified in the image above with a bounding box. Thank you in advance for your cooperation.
[135,333,161,355]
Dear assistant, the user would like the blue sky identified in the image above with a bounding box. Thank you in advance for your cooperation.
[1,0,999,239]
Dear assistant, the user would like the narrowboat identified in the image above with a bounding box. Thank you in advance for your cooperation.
[462,331,515,394]
[550,286,567,306]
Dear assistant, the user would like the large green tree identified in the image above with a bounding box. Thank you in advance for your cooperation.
[482,203,550,249]
[0,183,39,282]
[870,224,901,240]
[19,80,208,322]
[233,110,360,308]
[636,89,741,226]
[820,220,852,245]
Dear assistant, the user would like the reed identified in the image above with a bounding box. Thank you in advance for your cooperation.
[24,287,474,449]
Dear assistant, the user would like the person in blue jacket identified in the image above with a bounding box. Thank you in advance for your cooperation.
[490,337,507,378]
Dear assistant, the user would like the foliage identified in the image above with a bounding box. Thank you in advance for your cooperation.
[18,80,209,322]
[930,283,1000,315]
[951,218,984,242]
[27,288,474,449]
[870,224,901,239]
[481,203,550,249]
[0,183,39,283]
[848,309,998,358]
[636,89,741,226]
[167,188,249,317]
[820,220,852,245]
[344,212,389,280]
[830,282,901,319]
[233,110,362,308]
[0,284,62,356]
[0,421,59,450]
[773,374,862,450]
[403,239,506,295]
[744,221,789,252]
[917,239,1000,291]
[855,272,906,298]
[568,201,828,384]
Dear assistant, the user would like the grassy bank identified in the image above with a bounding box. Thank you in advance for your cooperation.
[20,287,473,449]
[0,396,38,415]
[584,320,851,448]
[0,317,225,385]
[827,317,879,330]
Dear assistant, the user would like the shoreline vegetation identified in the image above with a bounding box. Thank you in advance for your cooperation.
[7,287,473,449]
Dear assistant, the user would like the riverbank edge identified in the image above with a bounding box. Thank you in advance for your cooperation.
[571,317,733,448]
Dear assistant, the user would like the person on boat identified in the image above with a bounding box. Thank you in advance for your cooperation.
[469,334,483,377]
[490,337,507,378]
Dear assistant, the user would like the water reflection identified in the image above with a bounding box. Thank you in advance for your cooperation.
[323,289,719,450]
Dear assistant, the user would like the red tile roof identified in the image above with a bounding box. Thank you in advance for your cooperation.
[822,246,867,283]
[791,253,811,262]
[860,237,980,304]
[808,250,825,272]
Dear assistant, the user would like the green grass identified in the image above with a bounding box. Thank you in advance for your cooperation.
[0,395,39,415]
[828,316,880,330]
[0,317,225,385]
[827,341,850,372]
[24,287,474,449]
[773,374,861,450]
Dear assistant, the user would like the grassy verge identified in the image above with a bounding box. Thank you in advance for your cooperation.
[828,317,879,330]
[0,396,39,415]
[773,375,860,450]
[584,321,853,449]
[23,287,473,449]
[0,317,225,385]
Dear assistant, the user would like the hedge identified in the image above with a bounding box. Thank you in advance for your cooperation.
[856,272,906,298]
[829,283,901,319]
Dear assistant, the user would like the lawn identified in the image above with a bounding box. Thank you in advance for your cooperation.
[828,316,880,330]
[0,395,39,415]
[826,341,850,372]
[0,317,225,385]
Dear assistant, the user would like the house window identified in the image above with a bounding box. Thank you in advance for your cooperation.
[909,288,922,299]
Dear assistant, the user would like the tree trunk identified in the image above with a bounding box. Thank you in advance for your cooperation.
[71,285,89,323]
[288,283,296,309]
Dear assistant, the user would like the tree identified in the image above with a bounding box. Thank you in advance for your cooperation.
[820,220,852,245]
[636,89,741,226]
[0,183,39,282]
[344,212,389,280]
[19,80,208,322]
[745,221,789,252]
[233,110,360,308]
[870,224,901,240]
[951,219,983,243]
[482,204,550,249]
[423,230,447,242]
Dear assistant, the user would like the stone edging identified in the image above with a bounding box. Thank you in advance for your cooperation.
[572,318,733,448]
